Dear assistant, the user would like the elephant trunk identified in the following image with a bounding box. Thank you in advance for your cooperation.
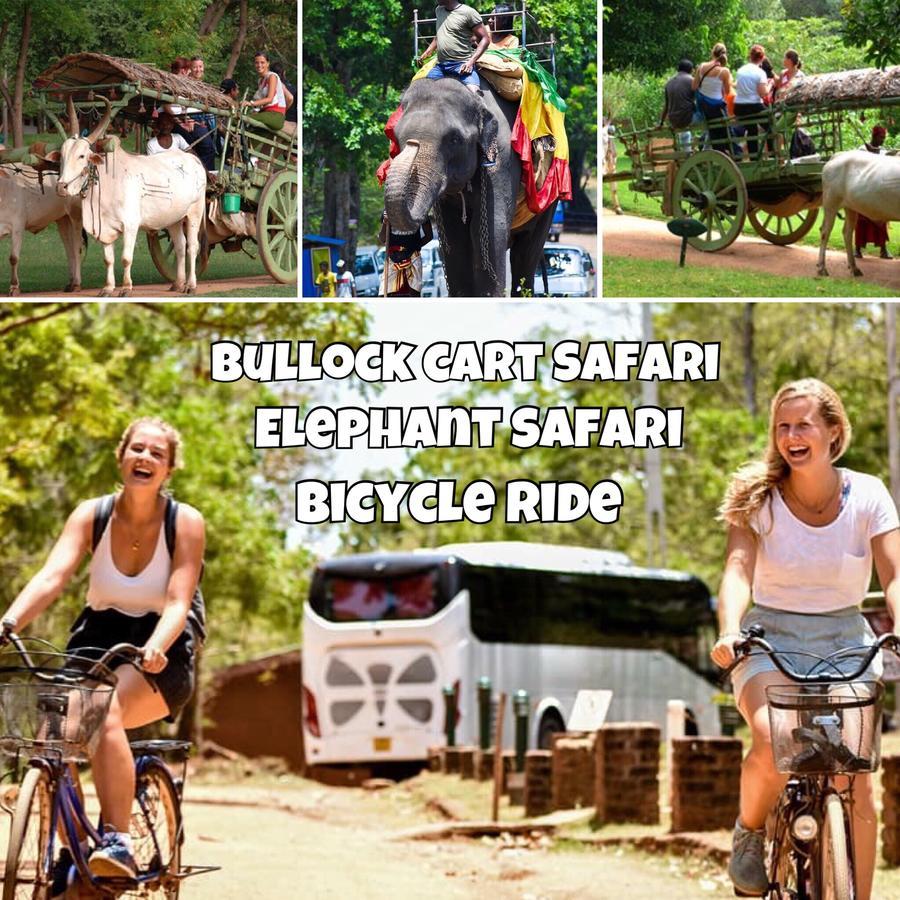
[384,140,445,234]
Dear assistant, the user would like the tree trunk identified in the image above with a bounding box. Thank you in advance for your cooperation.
[322,164,351,243]
[224,0,248,79]
[742,303,757,417]
[12,4,31,148]
[200,0,231,36]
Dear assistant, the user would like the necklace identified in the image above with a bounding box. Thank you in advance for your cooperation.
[785,470,842,516]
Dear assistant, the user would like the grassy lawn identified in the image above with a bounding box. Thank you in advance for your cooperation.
[2,132,295,296]
[603,148,875,255]
[603,254,897,298]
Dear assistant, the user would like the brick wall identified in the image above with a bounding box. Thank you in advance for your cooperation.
[552,732,596,810]
[670,737,742,832]
[594,723,660,825]
[524,750,553,817]
[883,755,900,864]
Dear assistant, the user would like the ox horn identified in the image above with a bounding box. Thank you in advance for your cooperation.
[66,94,79,139]
[85,96,114,144]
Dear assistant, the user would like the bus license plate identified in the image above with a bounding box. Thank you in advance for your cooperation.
[373,737,391,752]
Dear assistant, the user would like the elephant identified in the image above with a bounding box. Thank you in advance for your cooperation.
[383,76,557,297]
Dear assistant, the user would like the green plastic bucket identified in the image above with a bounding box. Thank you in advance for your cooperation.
[223,193,241,214]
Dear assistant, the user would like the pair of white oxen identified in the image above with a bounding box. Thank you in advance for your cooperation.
[0,96,207,296]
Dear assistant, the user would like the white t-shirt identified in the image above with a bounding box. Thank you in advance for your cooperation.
[749,468,899,613]
[337,270,355,298]
[735,63,768,105]
[147,134,191,155]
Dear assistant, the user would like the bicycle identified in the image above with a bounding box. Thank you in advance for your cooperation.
[0,627,217,899]
[721,625,900,900]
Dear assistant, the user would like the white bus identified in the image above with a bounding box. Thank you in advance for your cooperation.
[301,542,720,766]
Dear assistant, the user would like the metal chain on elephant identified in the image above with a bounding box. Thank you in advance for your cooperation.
[431,201,454,295]
[479,171,498,291]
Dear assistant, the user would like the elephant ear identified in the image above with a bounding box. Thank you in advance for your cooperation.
[478,107,500,164]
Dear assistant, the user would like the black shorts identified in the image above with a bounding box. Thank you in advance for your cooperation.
[66,608,197,723]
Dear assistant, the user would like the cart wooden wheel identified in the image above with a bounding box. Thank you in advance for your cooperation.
[257,169,297,283]
[147,228,210,282]
[748,206,819,245]
[671,150,747,252]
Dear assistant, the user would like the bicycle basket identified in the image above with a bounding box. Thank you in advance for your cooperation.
[766,681,883,775]
[0,649,116,763]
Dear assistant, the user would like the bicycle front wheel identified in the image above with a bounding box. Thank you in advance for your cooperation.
[126,758,182,899]
[819,793,853,900]
[2,766,53,900]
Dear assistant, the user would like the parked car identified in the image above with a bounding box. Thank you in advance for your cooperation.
[354,245,384,297]
[548,201,565,241]
[532,244,596,297]
[420,239,447,297]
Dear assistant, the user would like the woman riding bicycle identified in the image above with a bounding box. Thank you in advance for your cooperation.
[711,378,900,899]
[1,417,204,886]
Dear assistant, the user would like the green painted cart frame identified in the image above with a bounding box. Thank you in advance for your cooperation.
[17,53,297,282]
[611,81,900,252]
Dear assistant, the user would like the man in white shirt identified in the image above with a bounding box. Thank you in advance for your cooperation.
[733,44,772,159]
[147,113,191,155]
[336,259,357,297]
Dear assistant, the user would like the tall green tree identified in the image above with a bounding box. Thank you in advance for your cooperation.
[603,0,749,74]
[841,0,900,68]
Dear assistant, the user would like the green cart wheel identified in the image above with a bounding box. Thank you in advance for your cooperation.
[671,150,747,252]
[147,228,210,283]
[748,206,819,246]
[257,169,297,283]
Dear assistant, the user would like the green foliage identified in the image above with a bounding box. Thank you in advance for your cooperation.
[602,68,667,126]
[604,0,749,75]
[841,0,900,69]
[748,16,869,74]
[744,0,785,19]
[0,303,369,665]
[783,0,842,18]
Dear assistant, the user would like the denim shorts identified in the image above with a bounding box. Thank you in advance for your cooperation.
[731,603,882,705]
[67,607,197,723]
[426,60,481,88]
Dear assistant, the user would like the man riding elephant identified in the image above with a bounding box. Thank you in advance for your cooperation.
[417,0,491,96]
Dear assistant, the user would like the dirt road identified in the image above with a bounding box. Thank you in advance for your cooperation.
[603,209,900,293]
[14,275,293,298]
[178,780,733,899]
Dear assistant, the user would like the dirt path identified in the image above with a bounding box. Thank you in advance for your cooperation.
[13,275,292,298]
[177,782,734,899]
[603,209,900,293]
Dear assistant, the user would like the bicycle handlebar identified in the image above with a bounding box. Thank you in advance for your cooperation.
[719,625,900,685]
[0,619,145,681]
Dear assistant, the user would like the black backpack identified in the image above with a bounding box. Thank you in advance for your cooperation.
[92,494,207,643]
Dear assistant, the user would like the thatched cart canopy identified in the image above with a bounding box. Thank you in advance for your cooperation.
[779,66,900,109]
[32,52,235,118]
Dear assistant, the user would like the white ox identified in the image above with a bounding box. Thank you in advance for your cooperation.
[601,119,623,215]
[49,97,207,296]
[0,167,83,295]
[817,150,900,278]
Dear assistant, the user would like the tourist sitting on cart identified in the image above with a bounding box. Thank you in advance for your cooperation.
[416,0,490,95]
[147,113,191,155]
[185,55,218,171]
[272,63,297,128]
[487,4,519,49]
[734,44,773,160]
[242,51,288,131]
[659,59,695,147]
[855,125,893,260]
[693,43,732,155]
[775,49,804,98]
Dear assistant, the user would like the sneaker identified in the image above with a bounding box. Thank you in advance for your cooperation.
[728,817,768,896]
[881,248,893,259]
[88,830,137,880]
[855,248,863,259]
[50,847,75,899]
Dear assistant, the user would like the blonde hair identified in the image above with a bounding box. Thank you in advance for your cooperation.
[116,417,183,471]
[719,379,851,529]
[712,42,727,62]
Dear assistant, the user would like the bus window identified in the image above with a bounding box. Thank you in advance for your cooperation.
[320,571,442,621]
